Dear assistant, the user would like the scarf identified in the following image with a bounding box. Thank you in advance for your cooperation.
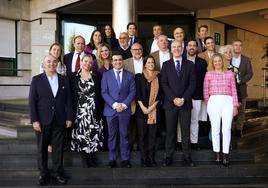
[143,69,159,125]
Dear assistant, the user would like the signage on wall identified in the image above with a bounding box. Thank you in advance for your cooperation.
[214,32,221,45]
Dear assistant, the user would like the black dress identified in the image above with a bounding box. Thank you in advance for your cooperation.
[71,72,103,153]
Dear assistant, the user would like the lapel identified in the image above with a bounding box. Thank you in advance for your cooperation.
[155,51,160,71]
[109,69,120,90]
[42,73,55,98]
[120,69,128,90]
[130,59,135,73]
[169,59,181,78]
[55,74,62,99]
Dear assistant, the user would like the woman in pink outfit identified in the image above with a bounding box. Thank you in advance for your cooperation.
[203,53,238,166]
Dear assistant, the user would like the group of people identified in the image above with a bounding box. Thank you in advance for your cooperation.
[29,23,253,186]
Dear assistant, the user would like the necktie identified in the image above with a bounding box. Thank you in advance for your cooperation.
[116,70,121,88]
[75,53,81,72]
[130,37,133,46]
[176,60,181,75]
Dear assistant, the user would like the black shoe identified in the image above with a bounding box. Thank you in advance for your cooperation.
[140,159,148,167]
[121,160,132,168]
[108,160,117,168]
[37,175,49,186]
[162,157,173,167]
[183,158,196,167]
[53,175,67,185]
[222,159,229,167]
[150,159,158,167]
[215,159,222,165]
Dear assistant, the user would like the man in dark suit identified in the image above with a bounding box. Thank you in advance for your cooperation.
[144,24,163,56]
[101,51,136,168]
[29,55,73,185]
[231,39,253,137]
[64,35,86,76]
[196,25,208,53]
[127,22,142,47]
[112,32,132,60]
[161,40,196,167]
[177,40,207,150]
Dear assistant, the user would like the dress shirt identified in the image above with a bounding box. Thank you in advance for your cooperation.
[112,68,127,110]
[128,36,134,46]
[72,51,85,72]
[133,58,143,74]
[159,50,170,69]
[150,38,159,53]
[120,45,129,51]
[46,73,58,97]
[203,71,239,107]
[231,55,241,68]
[187,55,196,64]
[173,57,182,69]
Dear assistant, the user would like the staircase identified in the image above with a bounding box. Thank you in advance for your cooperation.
[0,99,268,187]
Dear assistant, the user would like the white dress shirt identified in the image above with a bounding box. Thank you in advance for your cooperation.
[150,38,159,53]
[112,68,127,110]
[231,54,241,68]
[187,55,196,64]
[46,73,58,97]
[71,51,85,72]
[159,50,170,69]
[133,58,143,74]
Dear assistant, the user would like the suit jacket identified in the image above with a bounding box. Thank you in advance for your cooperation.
[160,58,196,110]
[124,58,136,74]
[29,73,73,126]
[63,52,96,76]
[197,38,206,53]
[69,71,102,121]
[231,55,253,99]
[112,46,132,60]
[144,38,154,56]
[101,69,136,117]
[192,56,207,100]
[64,52,74,76]
[151,50,173,71]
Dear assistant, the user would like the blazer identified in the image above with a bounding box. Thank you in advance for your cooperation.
[63,52,96,76]
[192,56,207,100]
[124,57,144,74]
[101,69,136,117]
[69,71,102,121]
[135,73,161,119]
[64,52,74,76]
[29,73,73,126]
[160,58,196,110]
[196,38,206,53]
[151,50,173,71]
[231,55,253,99]
[144,38,154,56]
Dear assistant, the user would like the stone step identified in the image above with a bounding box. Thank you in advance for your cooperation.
[0,149,255,169]
[0,164,268,187]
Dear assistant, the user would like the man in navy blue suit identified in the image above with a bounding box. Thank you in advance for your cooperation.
[101,51,136,168]
[63,35,86,76]
[161,40,196,167]
[29,55,73,185]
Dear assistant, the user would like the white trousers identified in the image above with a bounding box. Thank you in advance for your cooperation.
[207,95,233,154]
[177,100,203,143]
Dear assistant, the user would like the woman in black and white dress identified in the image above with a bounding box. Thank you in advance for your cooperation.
[70,54,103,167]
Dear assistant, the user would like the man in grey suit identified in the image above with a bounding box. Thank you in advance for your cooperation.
[151,35,172,71]
[124,42,144,150]
[231,39,253,137]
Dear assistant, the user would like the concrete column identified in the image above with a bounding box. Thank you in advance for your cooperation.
[112,0,136,37]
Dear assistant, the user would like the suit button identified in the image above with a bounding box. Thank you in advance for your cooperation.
[52,106,55,110]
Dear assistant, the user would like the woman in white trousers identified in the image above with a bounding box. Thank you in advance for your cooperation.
[203,53,238,166]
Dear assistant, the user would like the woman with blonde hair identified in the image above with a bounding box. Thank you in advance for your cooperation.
[92,43,113,74]
[203,53,238,166]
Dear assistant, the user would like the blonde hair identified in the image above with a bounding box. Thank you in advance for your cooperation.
[96,43,112,70]
[211,53,224,70]
[218,45,233,56]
